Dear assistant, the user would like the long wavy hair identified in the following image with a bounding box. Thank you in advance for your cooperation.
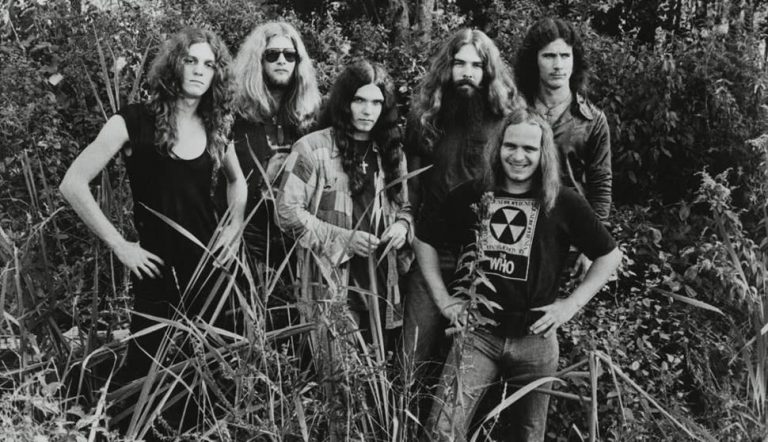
[515,18,589,105]
[146,27,233,167]
[232,22,320,134]
[317,59,404,202]
[481,108,561,213]
[410,28,520,154]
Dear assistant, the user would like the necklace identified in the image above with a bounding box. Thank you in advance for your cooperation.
[535,94,572,123]
[359,141,373,174]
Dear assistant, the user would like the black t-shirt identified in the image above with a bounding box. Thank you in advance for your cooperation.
[349,139,383,311]
[418,181,616,324]
[118,103,217,303]
[404,117,505,250]
[214,116,300,261]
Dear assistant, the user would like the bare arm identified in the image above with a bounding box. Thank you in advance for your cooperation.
[212,143,248,257]
[414,237,465,325]
[59,115,164,279]
[531,247,622,337]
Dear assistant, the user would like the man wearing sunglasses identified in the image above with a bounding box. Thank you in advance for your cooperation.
[216,22,321,268]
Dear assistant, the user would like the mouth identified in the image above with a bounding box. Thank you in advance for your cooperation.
[506,162,530,171]
[189,80,205,85]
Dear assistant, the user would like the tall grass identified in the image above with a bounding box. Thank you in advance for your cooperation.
[3,19,767,442]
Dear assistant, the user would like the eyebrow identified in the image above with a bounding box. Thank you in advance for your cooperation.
[353,95,384,101]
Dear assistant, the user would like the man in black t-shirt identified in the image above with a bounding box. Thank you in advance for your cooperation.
[216,22,321,265]
[415,108,621,441]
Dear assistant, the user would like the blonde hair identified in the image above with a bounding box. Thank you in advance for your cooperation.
[232,22,320,133]
[481,108,561,213]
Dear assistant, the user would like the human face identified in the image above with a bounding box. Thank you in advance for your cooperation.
[349,83,384,140]
[451,44,484,96]
[536,38,573,91]
[181,42,216,98]
[263,35,297,87]
[500,122,542,193]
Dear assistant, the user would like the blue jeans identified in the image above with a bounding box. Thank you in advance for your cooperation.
[428,328,559,442]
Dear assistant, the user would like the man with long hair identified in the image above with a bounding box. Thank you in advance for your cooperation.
[276,58,412,334]
[403,27,523,402]
[275,59,412,437]
[417,109,621,441]
[217,21,321,267]
[59,27,246,435]
[515,17,612,275]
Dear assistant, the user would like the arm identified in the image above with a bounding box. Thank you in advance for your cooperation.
[530,247,622,337]
[214,143,248,252]
[413,237,465,325]
[584,111,612,221]
[59,115,164,279]
[275,143,377,263]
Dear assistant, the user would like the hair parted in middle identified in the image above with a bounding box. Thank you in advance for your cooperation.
[232,21,321,134]
[410,28,521,154]
[318,59,404,202]
[515,17,589,105]
[146,26,233,168]
[481,108,561,213]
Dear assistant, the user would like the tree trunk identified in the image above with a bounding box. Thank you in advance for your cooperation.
[417,0,435,44]
[388,0,411,44]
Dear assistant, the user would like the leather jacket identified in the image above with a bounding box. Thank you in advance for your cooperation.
[551,93,612,220]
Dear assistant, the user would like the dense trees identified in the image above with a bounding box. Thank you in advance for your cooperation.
[1,0,767,439]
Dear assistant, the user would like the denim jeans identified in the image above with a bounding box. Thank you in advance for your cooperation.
[402,249,457,370]
[428,328,559,442]
[401,250,457,427]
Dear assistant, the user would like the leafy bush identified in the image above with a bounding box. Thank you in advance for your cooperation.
[2,0,768,440]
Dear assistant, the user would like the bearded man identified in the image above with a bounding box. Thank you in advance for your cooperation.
[402,27,524,411]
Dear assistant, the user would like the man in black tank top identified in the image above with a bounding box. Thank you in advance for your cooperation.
[59,28,246,439]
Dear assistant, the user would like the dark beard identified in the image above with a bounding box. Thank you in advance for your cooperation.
[438,83,489,131]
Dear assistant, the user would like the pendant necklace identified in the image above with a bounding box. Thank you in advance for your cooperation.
[536,94,572,124]
[359,141,373,174]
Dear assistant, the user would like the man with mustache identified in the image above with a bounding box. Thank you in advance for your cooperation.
[418,108,621,441]
[515,18,612,276]
[402,28,523,414]
[216,22,321,269]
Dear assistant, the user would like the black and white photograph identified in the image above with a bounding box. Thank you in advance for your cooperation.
[1,0,766,440]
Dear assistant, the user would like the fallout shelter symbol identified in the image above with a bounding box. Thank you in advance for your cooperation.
[489,206,527,244]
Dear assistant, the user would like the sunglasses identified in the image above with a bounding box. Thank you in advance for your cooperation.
[263,49,299,63]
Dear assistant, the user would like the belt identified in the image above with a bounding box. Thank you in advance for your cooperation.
[488,310,544,338]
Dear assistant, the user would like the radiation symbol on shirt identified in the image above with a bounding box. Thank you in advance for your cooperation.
[489,206,527,245]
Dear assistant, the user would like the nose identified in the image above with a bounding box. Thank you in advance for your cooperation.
[553,56,563,70]
[510,147,526,162]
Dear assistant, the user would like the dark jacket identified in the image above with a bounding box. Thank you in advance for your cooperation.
[552,94,612,221]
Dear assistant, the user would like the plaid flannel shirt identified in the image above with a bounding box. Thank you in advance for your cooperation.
[275,127,413,328]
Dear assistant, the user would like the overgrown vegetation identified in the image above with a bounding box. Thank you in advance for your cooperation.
[1,0,767,440]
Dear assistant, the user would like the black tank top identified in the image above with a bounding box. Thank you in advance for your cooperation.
[118,103,216,302]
